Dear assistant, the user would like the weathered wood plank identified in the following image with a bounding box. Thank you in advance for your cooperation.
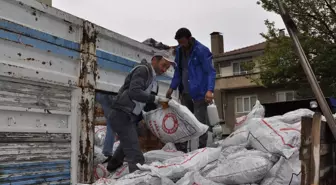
[300,113,336,185]
[310,112,322,185]
[319,144,331,156]
[300,116,313,185]
[0,132,71,142]
[320,118,335,144]
[0,133,71,162]
[0,80,71,112]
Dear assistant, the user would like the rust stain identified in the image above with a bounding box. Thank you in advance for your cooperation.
[25,44,33,48]
[30,7,45,14]
[79,94,91,182]
[87,82,94,89]
[68,25,74,34]
[78,58,86,84]
[82,23,98,44]
[2,63,24,69]
[92,59,98,84]
[78,22,98,183]
[41,61,52,65]
[63,19,72,24]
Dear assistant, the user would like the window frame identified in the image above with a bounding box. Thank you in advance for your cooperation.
[276,91,296,102]
[235,95,258,113]
[232,61,251,75]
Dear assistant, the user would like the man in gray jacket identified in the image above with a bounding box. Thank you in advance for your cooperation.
[107,52,174,173]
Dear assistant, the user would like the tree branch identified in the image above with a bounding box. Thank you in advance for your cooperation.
[292,10,336,42]
[323,0,336,18]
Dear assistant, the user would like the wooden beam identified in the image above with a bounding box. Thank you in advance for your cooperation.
[310,112,322,185]
[300,116,313,185]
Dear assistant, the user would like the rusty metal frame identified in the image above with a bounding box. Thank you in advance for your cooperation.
[78,21,98,183]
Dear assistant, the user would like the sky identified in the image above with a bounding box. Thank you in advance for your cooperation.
[53,0,285,52]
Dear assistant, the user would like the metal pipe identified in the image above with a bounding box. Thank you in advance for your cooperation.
[274,0,336,139]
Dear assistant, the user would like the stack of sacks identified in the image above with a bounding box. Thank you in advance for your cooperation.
[93,126,119,180]
[211,103,310,185]
[138,147,222,181]
[94,100,319,185]
[234,100,265,131]
[144,142,185,163]
[109,142,186,180]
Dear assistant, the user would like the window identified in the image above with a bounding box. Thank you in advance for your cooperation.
[276,91,295,102]
[232,61,251,75]
[235,95,257,113]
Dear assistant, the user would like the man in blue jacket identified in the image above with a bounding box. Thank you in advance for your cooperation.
[166,28,216,152]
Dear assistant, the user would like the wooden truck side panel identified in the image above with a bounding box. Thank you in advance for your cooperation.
[300,114,336,185]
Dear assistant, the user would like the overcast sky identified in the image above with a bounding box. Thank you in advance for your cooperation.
[53,0,285,52]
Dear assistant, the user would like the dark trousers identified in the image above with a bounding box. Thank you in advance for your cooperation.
[108,109,144,173]
[175,93,209,152]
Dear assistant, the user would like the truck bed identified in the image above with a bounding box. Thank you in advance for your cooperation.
[300,114,336,185]
[0,0,176,184]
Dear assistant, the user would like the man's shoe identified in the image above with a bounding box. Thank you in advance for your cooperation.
[128,163,140,173]
[106,158,123,172]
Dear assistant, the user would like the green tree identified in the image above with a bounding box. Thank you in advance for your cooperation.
[251,0,336,98]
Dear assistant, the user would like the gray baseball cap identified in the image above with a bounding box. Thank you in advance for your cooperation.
[153,51,176,67]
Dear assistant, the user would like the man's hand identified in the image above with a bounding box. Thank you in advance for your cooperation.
[155,96,170,104]
[166,88,174,99]
[205,91,214,103]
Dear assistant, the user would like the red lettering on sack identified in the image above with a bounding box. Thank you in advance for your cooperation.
[115,165,128,177]
[155,148,207,168]
[261,119,295,148]
[154,120,162,139]
[162,113,178,134]
[149,120,155,134]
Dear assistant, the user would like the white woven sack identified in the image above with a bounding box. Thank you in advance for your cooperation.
[142,99,208,143]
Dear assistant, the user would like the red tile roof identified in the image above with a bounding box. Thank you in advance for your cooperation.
[216,41,267,57]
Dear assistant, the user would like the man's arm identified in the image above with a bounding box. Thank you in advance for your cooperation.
[169,56,181,90]
[199,47,216,92]
[128,66,156,103]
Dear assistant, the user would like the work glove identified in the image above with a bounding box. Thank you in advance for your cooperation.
[154,96,170,104]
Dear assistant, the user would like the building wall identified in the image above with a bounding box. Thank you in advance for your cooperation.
[219,64,233,77]
[215,74,260,90]
[214,89,224,119]
[216,56,261,78]
[221,87,295,130]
